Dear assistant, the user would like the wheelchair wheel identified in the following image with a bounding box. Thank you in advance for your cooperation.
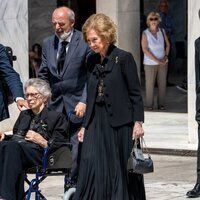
[63,187,76,200]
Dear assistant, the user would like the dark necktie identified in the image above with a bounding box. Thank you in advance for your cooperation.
[57,41,68,74]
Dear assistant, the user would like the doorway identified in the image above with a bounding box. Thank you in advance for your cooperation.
[57,0,96,31]
[141,0,187,113]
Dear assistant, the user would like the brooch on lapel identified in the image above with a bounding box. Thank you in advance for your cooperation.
[115,56,118,63]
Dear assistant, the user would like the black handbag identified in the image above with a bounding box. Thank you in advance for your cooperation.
[127,137,154,174]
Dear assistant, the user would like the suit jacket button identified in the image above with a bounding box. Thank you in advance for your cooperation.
[108,104,111,107]
[105,93,109,97]
[110,113,113,116]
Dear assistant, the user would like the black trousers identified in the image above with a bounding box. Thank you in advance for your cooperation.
[68,121,82,182]
[196,87,200,183]
[0,141,43,200]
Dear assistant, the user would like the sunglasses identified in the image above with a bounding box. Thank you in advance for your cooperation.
[149,18,158,21]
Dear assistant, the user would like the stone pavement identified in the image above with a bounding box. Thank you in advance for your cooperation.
[26,154,197,200]
[144,154,197,200]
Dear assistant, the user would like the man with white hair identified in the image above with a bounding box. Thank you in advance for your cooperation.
[38,6,91,189]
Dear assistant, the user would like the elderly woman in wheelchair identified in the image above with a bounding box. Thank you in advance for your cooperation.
[0,78,68,200]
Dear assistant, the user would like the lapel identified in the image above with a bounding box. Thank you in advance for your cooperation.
[92,45,117,77]
[60,30,80,76]
[103,45,117,73]
[40,106,49,122]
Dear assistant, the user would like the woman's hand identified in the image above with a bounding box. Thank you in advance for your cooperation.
[0,132,5,141]
[77,127,85,142]
[157,59,166,66]
[25,130,47,148]
[133,122,144,139]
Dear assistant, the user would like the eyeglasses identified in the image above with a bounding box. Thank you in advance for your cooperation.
[25,92,41,99]
[149,18,158,21]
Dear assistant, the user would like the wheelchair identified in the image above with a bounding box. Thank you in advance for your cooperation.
[25,111,77,200]
[25,140,76,200]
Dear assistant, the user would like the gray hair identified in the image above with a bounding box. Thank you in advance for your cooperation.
[24,78,52,101]
[55,6,75,22]
[68,8,75,22]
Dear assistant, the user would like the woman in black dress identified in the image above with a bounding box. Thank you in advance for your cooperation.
[0,78,68,200]
[75,13,146,200]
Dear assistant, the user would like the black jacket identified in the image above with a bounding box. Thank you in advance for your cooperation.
[0,44,23,121]
[84,45,144,128]
[11,107,68,150]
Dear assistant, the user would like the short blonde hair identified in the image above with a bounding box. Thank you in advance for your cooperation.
[146,12,161,27]
[82,13,117,44]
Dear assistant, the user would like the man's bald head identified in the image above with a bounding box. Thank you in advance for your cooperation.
[52,7,75,40]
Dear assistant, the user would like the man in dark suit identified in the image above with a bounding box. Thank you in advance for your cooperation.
[38,6,91,186]
[186,9,200,198]
[0,44,28,122]
[158,0,175,87]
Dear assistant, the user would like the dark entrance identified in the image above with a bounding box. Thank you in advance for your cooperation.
[140,0,187,113]
[57,0,96,31]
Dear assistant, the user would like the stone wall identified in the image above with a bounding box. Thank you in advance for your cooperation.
[28,0,57,49]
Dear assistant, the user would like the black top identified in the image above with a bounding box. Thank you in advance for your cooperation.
[84,45,144,128]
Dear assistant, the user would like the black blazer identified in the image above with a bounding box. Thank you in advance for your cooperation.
[84,45,144,128]
[0,44,23,121]
[38,29,91,123]
[12,107,68,149]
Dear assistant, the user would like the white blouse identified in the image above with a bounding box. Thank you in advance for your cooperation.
[143,28,165,65]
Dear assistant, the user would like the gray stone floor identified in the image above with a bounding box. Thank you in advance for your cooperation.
[145,154,196,200]
[26,154,197,200]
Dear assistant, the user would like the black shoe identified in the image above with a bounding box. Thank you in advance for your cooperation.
[158,106,166,111]
[186,183,200,198]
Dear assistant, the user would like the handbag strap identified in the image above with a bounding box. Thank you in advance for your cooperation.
[141,137,151,158]
[132,137,151,159]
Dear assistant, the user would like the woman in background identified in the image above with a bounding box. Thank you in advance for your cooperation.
[141,12,170,111]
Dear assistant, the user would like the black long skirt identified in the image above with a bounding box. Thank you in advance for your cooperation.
[74,104,146,200]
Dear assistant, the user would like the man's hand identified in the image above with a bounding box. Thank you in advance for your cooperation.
[77,127,85,142]
[0,132,5,141]
[16,99,29,111]
[75,102,86,118]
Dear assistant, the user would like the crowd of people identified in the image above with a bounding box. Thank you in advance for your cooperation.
[0,0,198,199]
